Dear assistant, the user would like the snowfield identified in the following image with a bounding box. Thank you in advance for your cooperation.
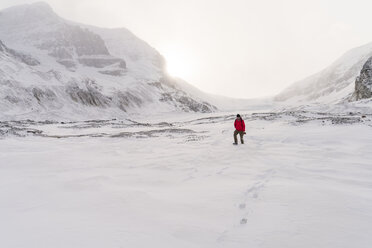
[1,3,372,248]
[1,111,372,248]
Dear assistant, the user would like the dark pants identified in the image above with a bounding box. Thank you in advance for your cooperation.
[234,130,244,144]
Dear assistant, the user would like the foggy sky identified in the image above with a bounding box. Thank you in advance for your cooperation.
[1,0,372,98]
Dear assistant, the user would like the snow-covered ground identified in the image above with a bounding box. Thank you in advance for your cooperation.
[1,110,372,248]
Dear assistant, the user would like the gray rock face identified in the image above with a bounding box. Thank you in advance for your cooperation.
[160,93,216,113]
[352,57,372,100]
[0,40,5,52]
[57,59,76,69]
[0,40,40,66]
[99,70,124,76]
[78,56,125,69]
[40,25,110,57]
[65,79,143,111]
[32,87,56,103]
[8,47,40,66]
[66,79,111,107]
[114,92,143,112]
[37,25,126,71]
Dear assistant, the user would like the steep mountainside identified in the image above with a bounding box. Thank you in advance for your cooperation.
[351,56,372,100]
[275,42,372,104]
[0,2,216,120]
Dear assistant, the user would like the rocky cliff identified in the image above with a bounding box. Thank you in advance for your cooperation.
[351,57,372,100]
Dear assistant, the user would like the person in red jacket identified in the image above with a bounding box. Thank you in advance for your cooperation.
[233,114,245,145]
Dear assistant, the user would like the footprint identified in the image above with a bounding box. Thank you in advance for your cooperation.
[239,203,246,209]
[217,167,229,175]
[237,169,276,224]
[245,182,264,198]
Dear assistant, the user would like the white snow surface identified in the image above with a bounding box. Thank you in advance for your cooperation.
[1,110,372,248]
[1,4,372,246]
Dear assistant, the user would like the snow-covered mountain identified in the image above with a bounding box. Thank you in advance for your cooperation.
[0,2,216,120]
[275,42,372,104]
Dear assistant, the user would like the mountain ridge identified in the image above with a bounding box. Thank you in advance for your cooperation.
[0,2,217,121]
[275,41,372,104]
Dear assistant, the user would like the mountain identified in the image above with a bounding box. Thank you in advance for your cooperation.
[0,2,216,120]
[275,42,372,104]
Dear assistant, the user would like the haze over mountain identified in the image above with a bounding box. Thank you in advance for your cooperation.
[276,42,372,105]
[0,2,218,120]
[1,2,372,122]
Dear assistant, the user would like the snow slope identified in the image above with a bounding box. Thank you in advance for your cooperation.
[276,42,372,104]
[0,2,216,121]
[1,110,371,248]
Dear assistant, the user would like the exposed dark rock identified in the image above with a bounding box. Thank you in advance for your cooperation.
[0,40,40,66]
[99,70,125,76]
[177,96,216,113]
[47,70,62,81]
[39,25,110,56]
[148,82,164,90]
[9,48,40,66]
[78,56,126,69]
[4,95,20,104]
[351,56,372,100]
[114,91,143,112]
[49,47,73,59]
[118,60,126,69]
[160,93,216,113]
[157,76,217,113]
[36,24,127,70]
[0,40,6,52]
[111,128,196,138]
[57,59,76,69]
[160,93,173,102]
[31,87,56,103]
[66,79,110,107]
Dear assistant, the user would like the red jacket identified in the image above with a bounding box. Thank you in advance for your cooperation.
[234,119,245,131]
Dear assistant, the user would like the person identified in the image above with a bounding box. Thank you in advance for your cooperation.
[233,114,245,145]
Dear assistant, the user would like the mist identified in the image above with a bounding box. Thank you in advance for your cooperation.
[1,0,372,98]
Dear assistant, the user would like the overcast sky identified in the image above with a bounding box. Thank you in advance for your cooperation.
[1,0,372,98]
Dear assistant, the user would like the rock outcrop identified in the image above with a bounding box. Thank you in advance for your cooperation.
[0,40,40,66]
[351,57,372,100]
